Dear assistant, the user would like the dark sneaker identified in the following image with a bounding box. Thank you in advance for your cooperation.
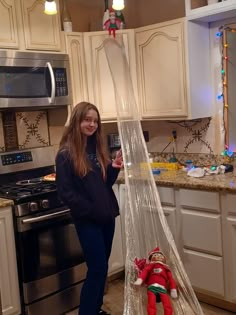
[98,310,111,315]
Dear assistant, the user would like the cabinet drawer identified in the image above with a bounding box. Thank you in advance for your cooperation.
[179,189,220,212]
[222,193,236,215]
[157,186,175,206]
[183,249,224,297]
[181,209,222,255]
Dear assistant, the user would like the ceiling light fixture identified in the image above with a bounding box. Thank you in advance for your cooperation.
[112,0,125,11]
[44,0,57,15]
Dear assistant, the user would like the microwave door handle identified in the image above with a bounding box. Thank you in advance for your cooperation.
[46,62,56,104]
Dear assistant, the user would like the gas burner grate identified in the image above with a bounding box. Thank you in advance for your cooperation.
[0,181,57,199]
[16,179,43,186]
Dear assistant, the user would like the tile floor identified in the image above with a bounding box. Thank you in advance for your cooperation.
[66,278,235,315]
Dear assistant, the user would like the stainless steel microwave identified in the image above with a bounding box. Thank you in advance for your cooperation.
[0,50,72,109]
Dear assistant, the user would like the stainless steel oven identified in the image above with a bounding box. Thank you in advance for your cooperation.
[0,147,86,315]
[0,50,71,109]
[17,206,86,315]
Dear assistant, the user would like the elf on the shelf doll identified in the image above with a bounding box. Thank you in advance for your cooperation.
[103,8,121,37]
[134,247,178,315]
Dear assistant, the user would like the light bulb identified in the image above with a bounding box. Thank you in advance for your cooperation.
[112,0,125,11]
[44,0,57,15]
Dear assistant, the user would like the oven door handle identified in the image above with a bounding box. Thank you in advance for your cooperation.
[46,61,56,104]
[22,209,70,224]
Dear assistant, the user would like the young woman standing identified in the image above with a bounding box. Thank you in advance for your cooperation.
[56,102,123,315]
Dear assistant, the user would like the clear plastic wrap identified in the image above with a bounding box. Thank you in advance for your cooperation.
[103,36,204,315]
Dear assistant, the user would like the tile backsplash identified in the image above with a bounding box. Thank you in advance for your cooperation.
[0,110,49,152]
[0,108,224,157]
[103,116,224,155]
[16,111,49,149]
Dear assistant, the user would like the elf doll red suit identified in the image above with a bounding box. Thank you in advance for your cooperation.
[103,8,121,37]
[134,247,178,315]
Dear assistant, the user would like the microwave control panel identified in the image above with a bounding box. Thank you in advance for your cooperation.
[55,69,68,97]
[1,151,32,165]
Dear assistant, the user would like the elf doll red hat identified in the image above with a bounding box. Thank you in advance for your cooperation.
[148,246,166,263]
[109,8,115,14]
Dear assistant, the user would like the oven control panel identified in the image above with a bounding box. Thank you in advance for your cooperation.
[1,151,33,165]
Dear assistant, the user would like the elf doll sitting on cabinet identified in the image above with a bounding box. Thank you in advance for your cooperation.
[103,8,121,37]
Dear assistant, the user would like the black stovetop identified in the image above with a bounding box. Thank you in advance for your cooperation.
[0,180,57,201]
[0,165,57,203]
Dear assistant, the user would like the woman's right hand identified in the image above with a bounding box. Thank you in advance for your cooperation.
[112,149,123,169]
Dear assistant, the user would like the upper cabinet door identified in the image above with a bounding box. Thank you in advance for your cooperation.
[21,0,61,51]
[135,19,188,119]
[0,0,19,48]
[64,32,88,107]
[83,30,138,122]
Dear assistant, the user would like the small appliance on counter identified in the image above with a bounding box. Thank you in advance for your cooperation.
[107,133,121,158]
[107,131,149,158]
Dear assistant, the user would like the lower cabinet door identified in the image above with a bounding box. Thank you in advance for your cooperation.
[108,216,125,275]
[0,207,21,315]
[183,249,224,297]
[108,185,125,275]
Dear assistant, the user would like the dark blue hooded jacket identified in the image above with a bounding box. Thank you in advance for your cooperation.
[55,140,120,225]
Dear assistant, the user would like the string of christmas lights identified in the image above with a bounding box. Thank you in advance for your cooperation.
[216,25,236,156]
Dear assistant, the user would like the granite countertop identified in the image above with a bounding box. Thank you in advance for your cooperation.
[0,198,14,208]
[117,170,236,193]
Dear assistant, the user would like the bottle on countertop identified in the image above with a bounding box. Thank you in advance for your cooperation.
[148,153,154,163]
[185,159,193,171]
[62,0,72,32]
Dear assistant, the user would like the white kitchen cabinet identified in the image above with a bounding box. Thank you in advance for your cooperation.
[0,0,19,49]
[20,0,61,51]
[64,32,88,107]
[83,29,138,122]
[118,184,127,260]
[185,0,236,22]
[108,184,125,275]
[135,18,212,120]
[135,19,187,119]
[118,180,236,310]
[221,193,236,303]
[157,186,177,245]
[178,188,224,297]
[0,0,61,51]
[0,206,21,315]
[119,184,178,261]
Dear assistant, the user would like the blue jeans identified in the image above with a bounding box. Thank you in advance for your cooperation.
[75,219,115,315]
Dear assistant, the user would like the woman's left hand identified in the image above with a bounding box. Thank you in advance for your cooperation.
[112,149,123,169]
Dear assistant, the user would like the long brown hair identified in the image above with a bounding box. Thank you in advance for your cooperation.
[59,102,109,178]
